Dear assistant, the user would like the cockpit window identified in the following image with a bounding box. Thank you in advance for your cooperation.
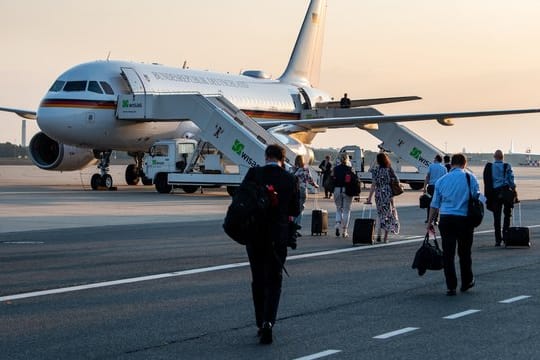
[100,81,115,95]
[64,81,88,92]
[49,80,65,92]
[88,81,103,94]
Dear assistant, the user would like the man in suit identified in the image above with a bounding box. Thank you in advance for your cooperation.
[242,144,300,344]
[483,149,516,246]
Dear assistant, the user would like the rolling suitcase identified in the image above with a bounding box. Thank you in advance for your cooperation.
[311,196,328,236]
[352,205,375,245]
[505,203,531,247]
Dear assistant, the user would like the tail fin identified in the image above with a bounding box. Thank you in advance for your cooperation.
[278,0,327,88]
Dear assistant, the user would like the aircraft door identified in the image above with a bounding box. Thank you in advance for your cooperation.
[121,67,146,95]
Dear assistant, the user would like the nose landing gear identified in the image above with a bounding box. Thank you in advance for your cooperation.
[90,150,115,190]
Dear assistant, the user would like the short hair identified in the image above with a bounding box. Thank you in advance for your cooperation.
[434,154,443,163]
[265,144,286,162]
[494,149,504,160]
[376,152,391,168]
[450,153,467,167]
[443,155,450,163]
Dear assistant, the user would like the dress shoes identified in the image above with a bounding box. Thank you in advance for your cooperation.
[460,280,475,292]
[446,289,457,296]
[259,322,273,345]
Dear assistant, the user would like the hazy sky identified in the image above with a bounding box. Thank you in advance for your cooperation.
[1,0,540,154]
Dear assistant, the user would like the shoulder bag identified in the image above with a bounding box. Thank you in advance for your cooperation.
[389,167,404,196]
[466,172,484,227]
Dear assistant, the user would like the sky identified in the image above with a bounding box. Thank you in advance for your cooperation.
[1,0,540,154]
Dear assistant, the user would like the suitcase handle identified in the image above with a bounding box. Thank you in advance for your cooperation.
[362,204,372,219]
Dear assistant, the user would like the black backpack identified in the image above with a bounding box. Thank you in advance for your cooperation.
[223,169,278,245]
[344,169,361,197]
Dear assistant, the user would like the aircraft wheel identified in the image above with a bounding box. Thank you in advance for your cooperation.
[125,164,140,185]
[182,185,199,194]
[226,186,238,197]
[103,174,114,189]
[155,173,172,194]
[91,174,102,190]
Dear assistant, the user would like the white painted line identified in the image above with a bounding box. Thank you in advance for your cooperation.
[443,309,481,320]
[292,349,342,360]
[0,262,249,302]
[0,237,427,302]
[2,241,45,244]
[373,327,419,339]
[499,295,531,304]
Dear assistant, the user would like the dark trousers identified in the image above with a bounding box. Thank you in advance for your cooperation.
[438,215,474,291]
[246,241,287,328]
[425,185,435,221]
[492,195,513,244]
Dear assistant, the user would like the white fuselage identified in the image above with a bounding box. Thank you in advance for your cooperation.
[37,60,331,152]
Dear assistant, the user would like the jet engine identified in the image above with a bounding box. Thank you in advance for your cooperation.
[28,132,98,171]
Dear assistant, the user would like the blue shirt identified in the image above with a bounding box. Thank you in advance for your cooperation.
[492,160,515,189]
[427,162,447,185]
[431,168,480,216]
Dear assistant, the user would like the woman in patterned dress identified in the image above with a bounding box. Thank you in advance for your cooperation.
[365,153,400,243]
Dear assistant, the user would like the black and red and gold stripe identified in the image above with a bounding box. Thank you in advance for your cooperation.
[40,99,117,110]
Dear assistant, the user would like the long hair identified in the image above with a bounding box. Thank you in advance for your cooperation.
[294,154,305,168]
[376,153,391,168]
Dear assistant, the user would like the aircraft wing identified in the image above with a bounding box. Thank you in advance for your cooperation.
[316,96,422,108]
[0,107,37,120]
[259,108,540,130]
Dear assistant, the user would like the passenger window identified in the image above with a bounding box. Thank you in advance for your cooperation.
[64,81,87,92]
[88,81,103,94]
[49,80,65,92]
[100,81,115,95]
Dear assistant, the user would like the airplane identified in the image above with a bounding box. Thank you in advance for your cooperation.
[1,0,539,190]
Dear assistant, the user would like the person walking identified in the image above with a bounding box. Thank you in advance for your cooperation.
[242,144,300,344]
[365,152,400,243]
[483,149,517,246]
[423,154,447,224]
[332,153,354,237]
[292,154,318,234]
[427,154,479,296]
[319,155,333,198]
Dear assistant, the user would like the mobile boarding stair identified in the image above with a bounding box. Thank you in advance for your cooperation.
[115,92,298,188]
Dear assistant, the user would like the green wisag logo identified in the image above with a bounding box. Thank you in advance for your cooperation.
[232,140,245,155]
[122,99,130,108]
[410,147,422,159]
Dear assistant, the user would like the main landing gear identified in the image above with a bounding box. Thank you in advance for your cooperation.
[91,150,114,190]
[125,152,152,186]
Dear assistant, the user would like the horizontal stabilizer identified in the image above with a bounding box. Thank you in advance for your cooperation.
[316,96,422,109]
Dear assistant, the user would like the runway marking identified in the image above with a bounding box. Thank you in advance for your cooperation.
[0,227,532,302]
[373,327,419,339]
[292,349,342,360]
[499,295,531,304]
[2,241,44,244]
[443,309,481,319]
[0,262,249,302]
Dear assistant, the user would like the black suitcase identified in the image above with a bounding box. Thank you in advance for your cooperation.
[505,203,531,247]
[311,209,328,235]
[505,227,530,247]
[352,206,375,245]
